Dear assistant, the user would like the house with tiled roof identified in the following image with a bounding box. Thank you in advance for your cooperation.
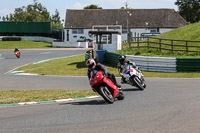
[64,9,187,43]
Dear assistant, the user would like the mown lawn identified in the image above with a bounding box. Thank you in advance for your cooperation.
[0,90,96,104]
[117,22,200,57]
[0,41,52,49]
[16,54,200,78]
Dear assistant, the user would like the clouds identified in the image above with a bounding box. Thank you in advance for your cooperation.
[64,0,128,9]
[0,9,13,17]
[64,0,178,10]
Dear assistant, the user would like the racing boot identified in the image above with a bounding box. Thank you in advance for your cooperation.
[121,77,126,84]
[116,87,124,100]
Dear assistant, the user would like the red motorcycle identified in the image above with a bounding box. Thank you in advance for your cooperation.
[90,70,125,104]
[14,51,20,58]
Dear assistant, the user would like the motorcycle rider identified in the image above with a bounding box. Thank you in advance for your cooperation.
[14,48,19,53]
[86,58,121,89]
[118,55,139,84]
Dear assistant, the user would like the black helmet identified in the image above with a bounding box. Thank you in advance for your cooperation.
[119,55,126,64]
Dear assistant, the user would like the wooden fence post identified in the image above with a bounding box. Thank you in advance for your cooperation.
[171,40,174,54]
[128,37,131,48]
[159,39,162,52]
[147,37,150,50]
[186,41,188,52]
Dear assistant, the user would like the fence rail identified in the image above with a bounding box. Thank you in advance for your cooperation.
[129,37,200,53]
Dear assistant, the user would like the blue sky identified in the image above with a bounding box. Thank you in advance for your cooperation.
[0,0,178,20]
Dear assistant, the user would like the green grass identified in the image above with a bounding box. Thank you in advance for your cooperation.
[0,41,52,49]
[6,54,199,105]
[17,54,88,76]
[16,54,200,78]
[158,22,200,41]
[2,24,200,105]
[119,21,200,57]
[0,90,96,104]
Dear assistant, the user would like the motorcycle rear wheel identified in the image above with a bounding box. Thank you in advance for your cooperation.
[133,77,145,91]
[99,86,115,104]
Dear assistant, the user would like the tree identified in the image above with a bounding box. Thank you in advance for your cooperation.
[120,7,126,9]
[2,16,6,21]
[7,0,50,22]
[51,9,62,29]
[84,4,102,9]
[175,0,200,23]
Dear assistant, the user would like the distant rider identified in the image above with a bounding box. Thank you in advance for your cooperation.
[14,48,19,53]
[86,58,121,89]
[117,55,139,84]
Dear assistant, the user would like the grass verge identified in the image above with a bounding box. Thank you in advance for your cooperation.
[0,41,52,49]
[0,90,96,104]
[16,54,200,78]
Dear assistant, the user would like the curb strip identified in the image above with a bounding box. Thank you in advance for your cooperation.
[0,96,100,107]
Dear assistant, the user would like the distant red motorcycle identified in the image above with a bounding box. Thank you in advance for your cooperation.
[14,51,20,58]
[89,70,124,104]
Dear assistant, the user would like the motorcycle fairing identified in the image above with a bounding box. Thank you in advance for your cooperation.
[103,78,119,98]
[90,71,104,87]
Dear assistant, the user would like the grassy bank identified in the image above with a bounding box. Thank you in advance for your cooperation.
[16,54,200,78]
[0,90,96,104]
[0,41,52,49]
[118,22,200,57]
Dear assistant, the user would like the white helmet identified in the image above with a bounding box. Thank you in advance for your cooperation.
[86,59,96,70]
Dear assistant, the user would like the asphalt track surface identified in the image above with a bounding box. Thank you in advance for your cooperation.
[0,49,200,133]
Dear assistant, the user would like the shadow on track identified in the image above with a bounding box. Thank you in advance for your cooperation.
[122,88,141,92]
[2,57,18,59]
[59,99,109,106]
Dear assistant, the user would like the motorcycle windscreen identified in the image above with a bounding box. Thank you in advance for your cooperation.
[123,65,132,78]
[90,70,98,79]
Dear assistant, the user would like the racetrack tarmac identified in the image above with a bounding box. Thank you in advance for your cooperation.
[0,49,200,133]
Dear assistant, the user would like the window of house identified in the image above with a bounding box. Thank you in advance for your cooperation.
[78,29,84,34]
[150,29,157,33]
[72,29,84,34]
[122,29,128,34]
[96,35,112,44]
[67,30,69,41]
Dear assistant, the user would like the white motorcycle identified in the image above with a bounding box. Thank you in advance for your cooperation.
[121,64,146,90]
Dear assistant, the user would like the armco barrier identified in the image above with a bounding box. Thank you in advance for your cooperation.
[104,51,122,67]
[104,51,176,72]
[85,51,200,72]
[176,58,200,72]
[126,55,177,72]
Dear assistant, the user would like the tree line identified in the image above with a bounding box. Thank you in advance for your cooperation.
[175,0,200,23]
[0,0,62,29]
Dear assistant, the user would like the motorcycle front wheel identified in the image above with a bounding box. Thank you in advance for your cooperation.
[99,86,115,104]
[133,76,145,91]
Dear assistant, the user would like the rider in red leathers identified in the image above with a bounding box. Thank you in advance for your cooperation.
[86,59,121,89]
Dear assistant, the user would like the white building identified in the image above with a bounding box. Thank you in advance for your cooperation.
[64,9,186,44]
